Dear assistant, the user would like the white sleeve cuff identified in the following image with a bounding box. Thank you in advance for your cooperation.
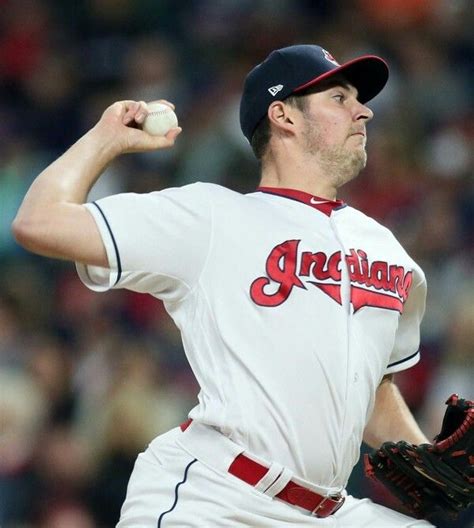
[75,202,121,291]
[385,350,420,375]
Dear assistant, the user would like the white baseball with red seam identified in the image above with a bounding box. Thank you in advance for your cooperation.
[143,102,178,136]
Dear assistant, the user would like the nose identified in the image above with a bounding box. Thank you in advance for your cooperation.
[355,101,374,122]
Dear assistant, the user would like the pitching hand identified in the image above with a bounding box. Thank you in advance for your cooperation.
[94,100,182,155]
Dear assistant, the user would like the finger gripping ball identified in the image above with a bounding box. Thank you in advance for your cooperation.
[143,103,178,136]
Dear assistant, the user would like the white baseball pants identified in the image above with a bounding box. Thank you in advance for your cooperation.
[117,426,434,527]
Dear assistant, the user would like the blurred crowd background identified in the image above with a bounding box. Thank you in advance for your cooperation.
[0,0,472,526]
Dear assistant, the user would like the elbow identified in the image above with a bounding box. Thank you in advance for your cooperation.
[12,215,32,248]
[11,215,44,253]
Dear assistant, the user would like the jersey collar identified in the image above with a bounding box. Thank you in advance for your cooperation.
[256,187,346,217]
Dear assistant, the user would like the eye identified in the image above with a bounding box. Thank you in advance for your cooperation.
[332,93,345,102]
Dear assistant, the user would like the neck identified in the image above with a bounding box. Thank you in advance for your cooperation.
[259,158,339,200]
[259,134,365,199]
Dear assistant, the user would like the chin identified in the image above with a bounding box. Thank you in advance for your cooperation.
[351,151,366,172]
[340,155,366,186]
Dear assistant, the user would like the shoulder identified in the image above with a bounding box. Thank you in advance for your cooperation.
[343,206,390,229]
[93,183,248,222]
[153,182,244,201]
[343,206,402,243]
[344,206,425,279]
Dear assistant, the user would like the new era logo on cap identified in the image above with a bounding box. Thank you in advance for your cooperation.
[268,84,284,96]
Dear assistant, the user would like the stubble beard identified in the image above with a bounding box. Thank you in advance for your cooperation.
[302,120,367,189]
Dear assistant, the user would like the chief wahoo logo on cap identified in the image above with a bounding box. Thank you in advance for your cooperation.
[322,48,340,66]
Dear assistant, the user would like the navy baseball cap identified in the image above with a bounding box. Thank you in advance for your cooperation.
[240,44,389,142]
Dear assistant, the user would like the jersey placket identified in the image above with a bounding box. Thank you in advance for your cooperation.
[328,210,357,482]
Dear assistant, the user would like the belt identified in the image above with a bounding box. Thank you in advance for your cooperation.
[179,419,344,518]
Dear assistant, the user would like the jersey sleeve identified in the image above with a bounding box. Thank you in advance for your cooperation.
[385,268,427,374]
[76,182,212,304]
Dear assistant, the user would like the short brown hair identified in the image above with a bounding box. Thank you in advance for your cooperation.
[250,95,306,160]
[249,77,350,160]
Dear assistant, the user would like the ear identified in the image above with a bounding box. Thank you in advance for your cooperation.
[267,101,298,136]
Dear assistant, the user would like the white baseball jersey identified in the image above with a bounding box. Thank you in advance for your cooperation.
[76,182,426,490]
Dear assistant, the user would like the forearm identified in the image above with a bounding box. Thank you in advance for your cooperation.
[363,376,430,448]
[11,127,117,262]
[12,100,181,265]
[14,126,117,221]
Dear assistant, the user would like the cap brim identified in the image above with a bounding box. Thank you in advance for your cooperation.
[293,55,389,103]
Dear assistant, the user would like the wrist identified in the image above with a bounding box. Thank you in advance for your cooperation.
[86,122,124,162]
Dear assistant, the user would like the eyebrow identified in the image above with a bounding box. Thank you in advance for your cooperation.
[323,80,358,98]
[296,78,359,99]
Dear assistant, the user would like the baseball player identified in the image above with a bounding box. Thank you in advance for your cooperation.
[13,45,435,526]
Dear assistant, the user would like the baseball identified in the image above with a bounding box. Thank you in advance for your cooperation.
[142,102,178,136]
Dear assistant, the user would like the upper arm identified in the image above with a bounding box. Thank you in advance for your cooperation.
[380,373,394,384]
[12,203,108,267]
[364,376,429,446]
[76,185,213,300]
[385,269,427,374]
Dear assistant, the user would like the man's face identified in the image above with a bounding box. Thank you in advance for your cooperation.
[296,82,374,186]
